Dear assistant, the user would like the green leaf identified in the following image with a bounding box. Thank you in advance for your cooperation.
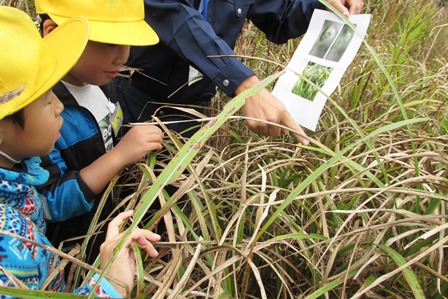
[377,244,425,298]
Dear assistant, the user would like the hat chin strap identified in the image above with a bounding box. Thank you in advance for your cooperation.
[0,150,21,164]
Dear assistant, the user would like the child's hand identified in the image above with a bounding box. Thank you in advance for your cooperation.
[113,125,163,166]
[100,210,161,297]
[78,125,163,194]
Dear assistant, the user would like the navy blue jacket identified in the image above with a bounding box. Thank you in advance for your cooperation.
[117,0,325,125]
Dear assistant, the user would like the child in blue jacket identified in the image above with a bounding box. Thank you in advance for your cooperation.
[0,7,160,298]
[34,0,164,262]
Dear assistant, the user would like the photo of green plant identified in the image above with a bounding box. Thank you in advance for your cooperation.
[291,62,332,101]
[309,20,342,58]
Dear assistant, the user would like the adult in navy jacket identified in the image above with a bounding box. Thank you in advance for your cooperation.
[117,0,364,141]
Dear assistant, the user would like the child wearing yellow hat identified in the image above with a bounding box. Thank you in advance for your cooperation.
[0,6,160,298]
[33,0,164,262]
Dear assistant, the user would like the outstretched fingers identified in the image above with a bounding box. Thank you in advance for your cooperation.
[105,210,135,241]
[104,210,161,258]
[129,229,161,258]
[281,113,310,146]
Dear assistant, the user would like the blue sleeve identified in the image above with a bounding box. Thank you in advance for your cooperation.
[0,234,121,298]
[247,0,326,44]
[0,204,64,296]
[141,0,325,97]
[143,0,254,97]
[73,274,123,298]
[0,234,42,293]
[0,205,118,298]
[38,149,95,222]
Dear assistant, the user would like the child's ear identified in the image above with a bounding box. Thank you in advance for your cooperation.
[42,19,58,37]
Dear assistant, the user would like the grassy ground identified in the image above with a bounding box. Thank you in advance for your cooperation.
[2,0,447,298]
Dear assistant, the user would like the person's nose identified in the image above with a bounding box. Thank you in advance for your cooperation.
[54,95,64,116]
[113,45,130,65]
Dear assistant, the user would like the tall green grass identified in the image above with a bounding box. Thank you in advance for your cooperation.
[1,0,447,298]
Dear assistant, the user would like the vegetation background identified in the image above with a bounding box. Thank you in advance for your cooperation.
[1,0,447,298]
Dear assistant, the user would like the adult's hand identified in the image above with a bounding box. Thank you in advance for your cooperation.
[326,0,364,17]
[236,76,309,145]
[100,210,161,297]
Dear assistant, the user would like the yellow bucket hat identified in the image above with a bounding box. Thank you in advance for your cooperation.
[35,0,159,46]
[0,7,89,120]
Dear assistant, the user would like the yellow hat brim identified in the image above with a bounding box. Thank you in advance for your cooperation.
[50,14,159,46]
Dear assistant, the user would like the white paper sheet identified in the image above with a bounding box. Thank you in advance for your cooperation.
[272,9,371,131]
